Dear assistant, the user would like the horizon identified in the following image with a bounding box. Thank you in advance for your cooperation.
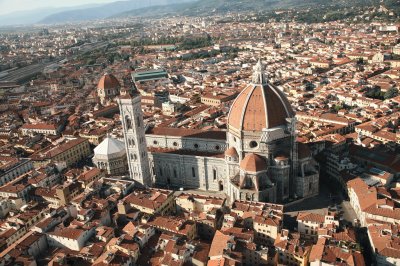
[0,0,120,15]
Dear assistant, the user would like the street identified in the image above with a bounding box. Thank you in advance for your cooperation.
[284,183,357,230]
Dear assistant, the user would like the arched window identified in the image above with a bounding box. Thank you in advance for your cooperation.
[136,116,141,127]
[246,193,251,201]
[246,177,252,188]
[125,115,132,129]
[192,167,196,177]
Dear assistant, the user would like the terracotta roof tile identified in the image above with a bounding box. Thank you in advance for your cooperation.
[239,153,267,172]
[97,73,120,90]
[297,212,325,224]
[228,83,294,131]
[208,230,232,258]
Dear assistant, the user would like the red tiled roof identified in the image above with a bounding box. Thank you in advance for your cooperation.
[208,230,232,258]
[21,123,57,130]
[239,153,267,172]
[49,228,85,240]
[147,127,226,140]
[297,212,325,223]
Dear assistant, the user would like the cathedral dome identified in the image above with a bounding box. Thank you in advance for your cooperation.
[98,73,120,90]
[228,61,294,132]
[225,147,239,158]
[94,137,126,159]
[240,153,267,173]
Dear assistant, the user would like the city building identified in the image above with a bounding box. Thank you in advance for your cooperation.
[20,123,60,136]
[117,188,175,216]
[97,73,121,105]
[30,138,91,168]
[47,227,94,251]
[93,136,128,175]
[117,61,320,204]
[0,158,33,186]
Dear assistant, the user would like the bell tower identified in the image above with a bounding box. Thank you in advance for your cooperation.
[117,88,152,187]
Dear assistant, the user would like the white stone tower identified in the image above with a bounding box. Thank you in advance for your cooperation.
[117,88,152,187]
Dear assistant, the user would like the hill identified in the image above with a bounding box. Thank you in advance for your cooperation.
[38,0,400,24]
[39,0,195,24]
[0,4,101,26]
[113,0,399,19]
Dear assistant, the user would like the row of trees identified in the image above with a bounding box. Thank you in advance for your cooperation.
[363,86,399,100]
[177,47,240,61]
[130,36,184,47]
[178,35,213,50]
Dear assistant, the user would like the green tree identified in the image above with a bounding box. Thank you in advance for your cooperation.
[384,88,399,99]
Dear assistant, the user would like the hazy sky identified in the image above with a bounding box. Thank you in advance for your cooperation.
[0,0,118,15]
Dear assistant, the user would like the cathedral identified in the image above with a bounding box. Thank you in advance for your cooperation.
[111,61,319,203]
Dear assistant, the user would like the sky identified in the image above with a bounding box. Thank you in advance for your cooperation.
[0,0,118,15]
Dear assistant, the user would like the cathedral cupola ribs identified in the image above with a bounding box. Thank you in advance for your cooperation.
[228,60,294,132]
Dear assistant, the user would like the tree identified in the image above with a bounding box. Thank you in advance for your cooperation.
[356,58,365,65]
[365,86,383,99]
[334,105,343,112]
[384,87,399,100]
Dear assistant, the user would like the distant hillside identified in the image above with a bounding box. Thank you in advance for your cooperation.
[38,0,400,24]
[183,0,330,14]
[39,0,196,24]
[111,2,191,18]
[0,4,101,26]
[113,0,399,18]
[180,0,394,16]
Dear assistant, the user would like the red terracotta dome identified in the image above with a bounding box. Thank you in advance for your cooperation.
[97,73,120,90]
[225,147,239,157]
[228,61,294,131]
[240,153,267,173]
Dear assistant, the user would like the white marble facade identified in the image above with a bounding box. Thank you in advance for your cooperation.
[116,62,319,203]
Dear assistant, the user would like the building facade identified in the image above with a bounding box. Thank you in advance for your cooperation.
[20,123,59,136]
[117,61,319,203]
[0,158,33,186]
